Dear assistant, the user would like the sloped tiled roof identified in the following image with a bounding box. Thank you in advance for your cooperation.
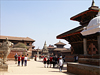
[54,48,71,52]
[61,50,71,52]
[0,35,35,42]
[54,41,66,45]
[54,48,67,51]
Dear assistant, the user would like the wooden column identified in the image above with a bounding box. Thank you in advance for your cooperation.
[97,35,100,54]
[83,38,87,55]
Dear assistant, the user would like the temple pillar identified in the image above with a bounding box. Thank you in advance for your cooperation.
[97,35,100,54]
[83,38,87,55]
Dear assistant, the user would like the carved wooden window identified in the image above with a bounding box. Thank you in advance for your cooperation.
[87,43,98,55]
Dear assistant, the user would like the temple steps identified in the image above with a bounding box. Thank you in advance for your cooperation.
[67,62,100,75]
[79,58,100,66]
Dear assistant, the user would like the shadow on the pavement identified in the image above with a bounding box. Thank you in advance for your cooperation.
[37,61,43,62]
[62,67,67,70]
[51,66,67,70]
[52,67,58,69]
[9,65,27,67]
[49,71,75,75]
[63,72,76,75]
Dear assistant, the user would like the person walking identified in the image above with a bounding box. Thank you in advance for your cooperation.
[55,55,58,67]
[43,56,47,68]
[57,56,60,67]
[24,55,28,66]
[53,56,56,68]
[50,56,53,68]
[47,56,50,68]
[18,55,21,66]
[14,53,18,64]
[59,56,63,72]
[35,55,37,61]
[21,55,24,66]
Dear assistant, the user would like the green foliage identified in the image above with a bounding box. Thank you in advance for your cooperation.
[22,52,26,55]
[14,43,27,49]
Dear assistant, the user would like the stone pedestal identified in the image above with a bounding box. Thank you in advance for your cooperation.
[0,64,8,71]
[67,54,100,75]
[67,62,100,75]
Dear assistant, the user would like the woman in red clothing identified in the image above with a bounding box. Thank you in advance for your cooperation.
[43,56,47,68]
[21,55,24,66]
[50,56,53,68]
[18,55,21,66]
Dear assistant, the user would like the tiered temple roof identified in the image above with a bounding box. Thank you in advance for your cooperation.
[54,41,67,51]
[54,41,66,46]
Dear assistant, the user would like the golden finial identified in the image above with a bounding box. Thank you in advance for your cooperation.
[91,0,95,6]
[99,9,100,12]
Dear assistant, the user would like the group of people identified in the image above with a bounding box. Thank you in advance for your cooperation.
[14,53,28,66]
[43,55,64,72]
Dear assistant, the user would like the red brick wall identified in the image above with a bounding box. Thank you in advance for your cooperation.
[7,51,27,59]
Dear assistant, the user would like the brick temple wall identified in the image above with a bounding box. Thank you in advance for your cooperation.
[7,48,27,60]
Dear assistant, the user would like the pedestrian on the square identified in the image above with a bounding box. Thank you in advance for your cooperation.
[21,55,24,66]
[35,55,37,61]
[47,56,50,68]
[52,56,55,68]
[57,56,60,67]
[59,56,63,72]
[55,55,58,67]
[74,56,76,62]
[50,56,53,68]
[43,56,47,68]
[62,55,65,63]
[76,55,78,62]
[14,53,18,64]
[18,55,21,66]
[24,55,28,66]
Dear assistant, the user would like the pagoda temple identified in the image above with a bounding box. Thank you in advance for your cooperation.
[56,0,100,75]
[54,41,68,56]
[57,0,99,55]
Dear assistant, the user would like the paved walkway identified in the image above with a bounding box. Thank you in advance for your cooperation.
[0,59,75,75]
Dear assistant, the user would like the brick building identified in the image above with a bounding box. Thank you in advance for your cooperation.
[0,35,35,59]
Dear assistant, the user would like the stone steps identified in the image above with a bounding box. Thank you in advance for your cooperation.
[67,62,100,75]
[78,58,100,66]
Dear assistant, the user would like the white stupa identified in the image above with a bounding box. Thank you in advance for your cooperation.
[81,9,100,36]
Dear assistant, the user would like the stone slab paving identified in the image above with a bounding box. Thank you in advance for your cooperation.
[0,59,75,75]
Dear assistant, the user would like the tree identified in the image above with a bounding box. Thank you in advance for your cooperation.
[14,43,27,49]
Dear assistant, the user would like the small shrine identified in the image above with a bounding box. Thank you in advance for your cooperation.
[42,41,49,56]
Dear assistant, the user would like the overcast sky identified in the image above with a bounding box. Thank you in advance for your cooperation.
[0,0,100,49]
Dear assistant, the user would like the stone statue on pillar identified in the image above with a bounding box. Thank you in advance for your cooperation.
[0,38,13,71]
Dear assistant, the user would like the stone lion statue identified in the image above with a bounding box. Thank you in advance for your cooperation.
[0,38,13,64]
